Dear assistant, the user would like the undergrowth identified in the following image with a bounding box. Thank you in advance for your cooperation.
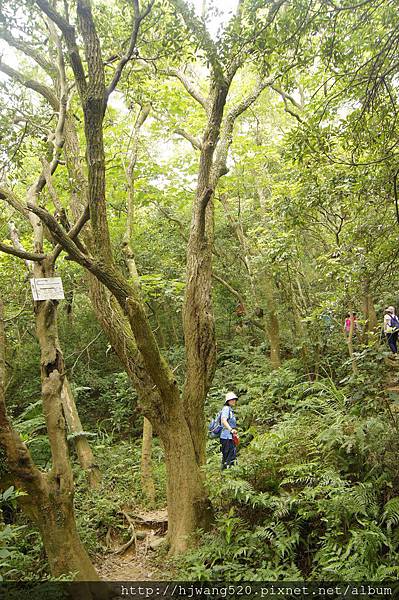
[179,353,399,580]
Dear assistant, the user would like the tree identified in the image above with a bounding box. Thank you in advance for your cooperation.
[0,0,325,553]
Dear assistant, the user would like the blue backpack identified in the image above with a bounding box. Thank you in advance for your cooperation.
[208,407,231,439]
[391,315,399,330]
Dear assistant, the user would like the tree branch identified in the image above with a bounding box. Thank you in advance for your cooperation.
[228,77,274,122]
[212,77,273,183]
[270,85,303,110]
[0,27,57,77]
[8,222,34,273]
[161,67,209,112]
[27,203,93,268]
[0,187,30,220]
[167,0,225,82]
[174,128,202,150]
[0,241,46,262]
[106,0,155,100]
[41,159,63,211]
[271,85,304,123]
[0,60,58,109]
[51,204,90,261]
[35,0,87,98]
[213,273,246,308]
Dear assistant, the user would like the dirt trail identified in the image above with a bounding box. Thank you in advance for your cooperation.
[96,509,171,581]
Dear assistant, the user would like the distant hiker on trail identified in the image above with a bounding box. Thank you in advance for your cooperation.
[220,391,239,470]
[344,312,359,336]
[384,306,399,355]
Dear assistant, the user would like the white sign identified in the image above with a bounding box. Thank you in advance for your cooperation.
[30,277,65,301]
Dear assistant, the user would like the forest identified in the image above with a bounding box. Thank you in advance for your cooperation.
[1,0,399,595]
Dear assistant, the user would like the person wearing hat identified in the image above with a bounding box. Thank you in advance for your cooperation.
[220,391,238,469]
[384,306,399,355]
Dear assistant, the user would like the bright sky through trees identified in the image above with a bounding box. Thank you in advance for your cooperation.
[192,0,239,36]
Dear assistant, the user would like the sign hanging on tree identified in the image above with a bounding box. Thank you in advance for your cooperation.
[30,277,65,301]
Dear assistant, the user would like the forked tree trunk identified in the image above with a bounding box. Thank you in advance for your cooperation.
[64,111,210,549]
[158,406,212,554]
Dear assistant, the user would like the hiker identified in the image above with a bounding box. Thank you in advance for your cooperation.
[384,306,399,355]
[220,391,238,469]
[344,312,358,336]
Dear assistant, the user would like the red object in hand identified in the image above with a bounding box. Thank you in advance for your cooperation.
[232,432,240,446]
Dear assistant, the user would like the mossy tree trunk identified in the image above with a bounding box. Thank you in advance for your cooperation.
[0,295,100,586]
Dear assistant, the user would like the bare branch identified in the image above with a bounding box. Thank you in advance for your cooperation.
[161,67,209,112]
[0,28,57,77]
[0,187,30,220]
[0,60,58,109]
[0,241,45,262]
[174,128,202,150]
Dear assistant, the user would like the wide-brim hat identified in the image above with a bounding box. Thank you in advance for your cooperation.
[225,391,238,403]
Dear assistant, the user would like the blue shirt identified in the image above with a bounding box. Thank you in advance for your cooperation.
[220,405,237,440]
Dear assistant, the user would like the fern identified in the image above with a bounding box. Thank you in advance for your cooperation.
[382,497,399,530]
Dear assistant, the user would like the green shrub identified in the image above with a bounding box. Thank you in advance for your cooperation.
[180,367,399,581]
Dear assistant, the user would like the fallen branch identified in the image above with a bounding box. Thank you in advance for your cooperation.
[114,511,137,555]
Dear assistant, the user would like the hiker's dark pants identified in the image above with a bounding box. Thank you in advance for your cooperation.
[386,331,398,353]
[221,439,236,469]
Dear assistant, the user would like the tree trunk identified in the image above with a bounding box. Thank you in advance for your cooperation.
[141,417,156,506]
[61,378,101,488]
[8,220,101,489]
[34,476,99,581]
[362,282,378,341]
[262,274,281,369]
[346,310,358,375]
[182,82,228,466]
[0,295,100,586]
[65,106,213,551]
[158,406,213,554]
[34,261,100,579]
